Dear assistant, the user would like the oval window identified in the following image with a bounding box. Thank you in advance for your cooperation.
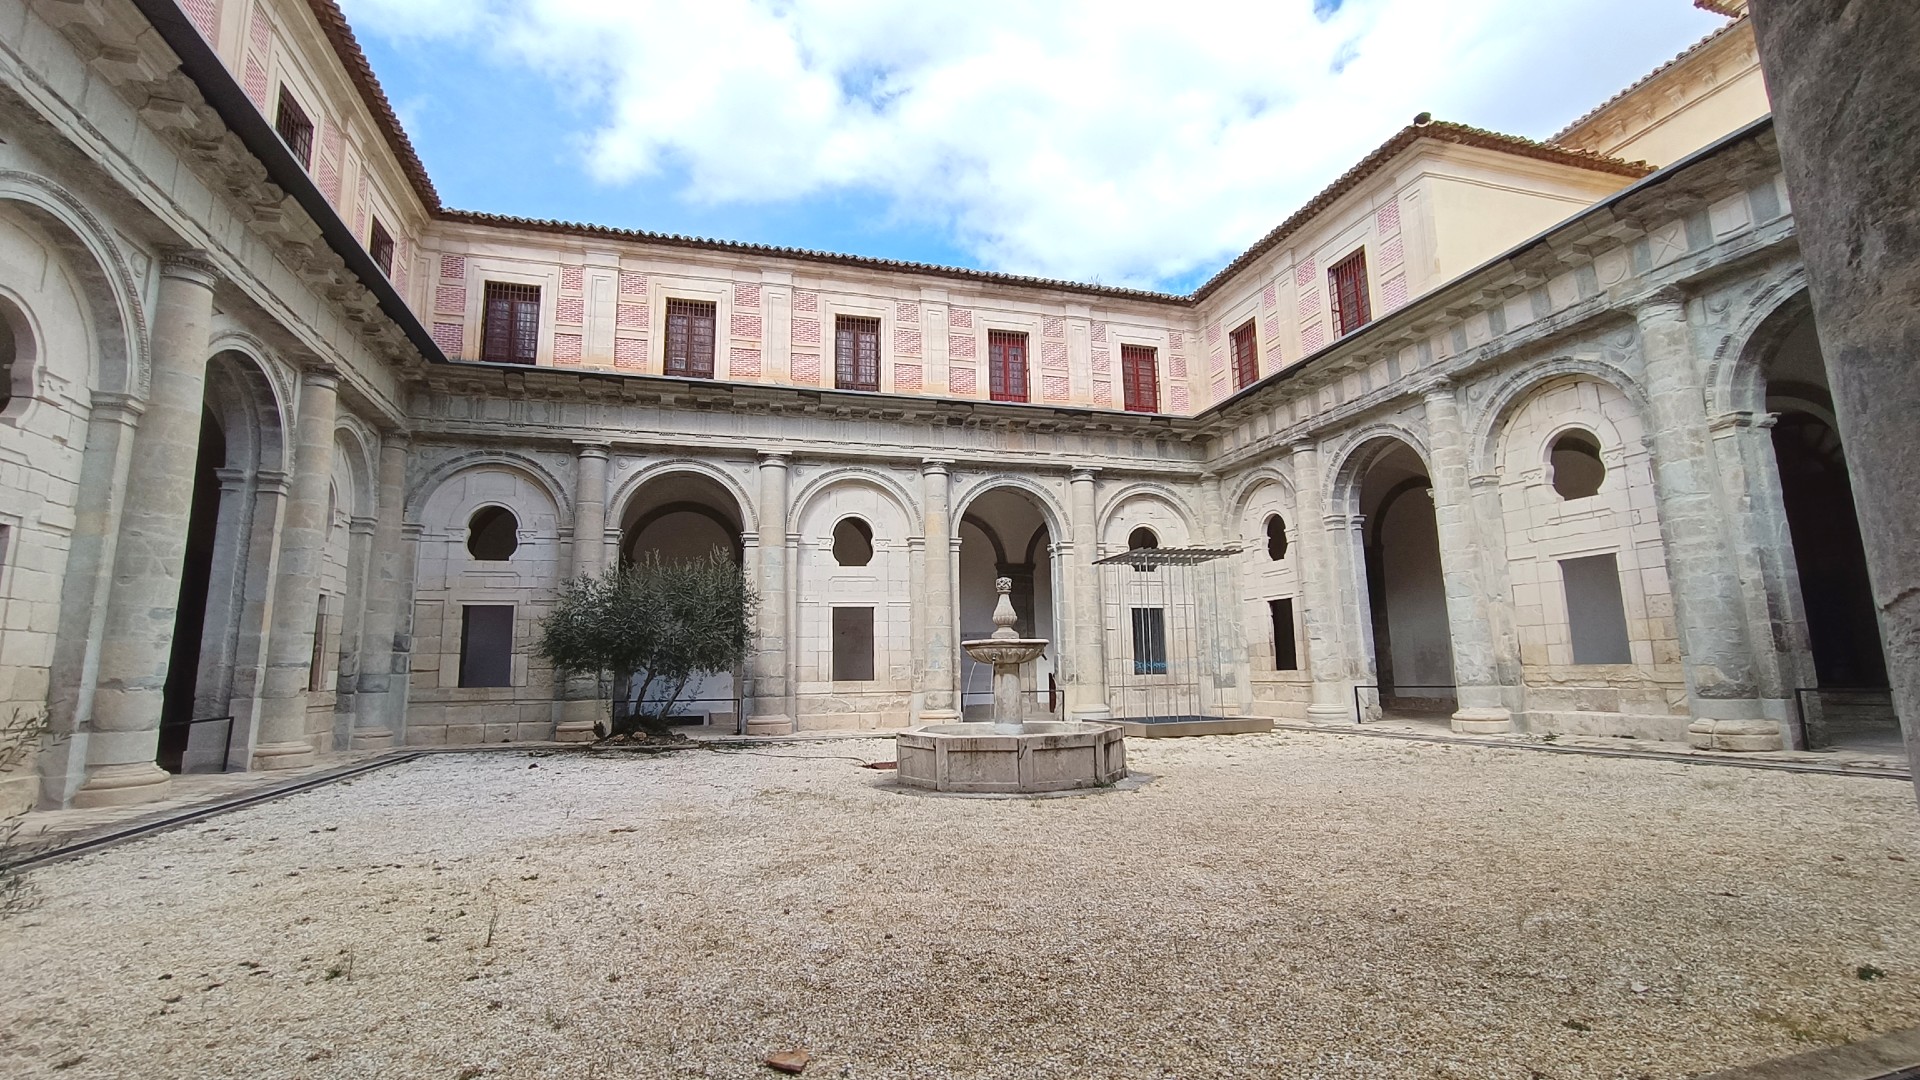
[1265,514,1289,561]
[832,517,874,566]
[1550,431,1606,500]
[468,505,520,561]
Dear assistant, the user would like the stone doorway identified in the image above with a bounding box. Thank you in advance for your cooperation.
[1355,439,1456,718]
[957,487,1058,720]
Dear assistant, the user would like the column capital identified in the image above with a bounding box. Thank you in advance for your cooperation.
[920,458,952,476]
[158,248,220,290]
[575,441,612,460]
[214,466,250,490]
[1068,466,1099,484]
[85,390,145,423]
[349,516,378,537]
[758,450,792,468]
[255,469,291,496]
[301,363,342,392]
[1635,285,1689,321]
[1419,377,1458,402]
[381,430,412,451]
[1468,471,1501,491]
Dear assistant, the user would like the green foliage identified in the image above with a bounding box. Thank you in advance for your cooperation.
[537,550,757,739]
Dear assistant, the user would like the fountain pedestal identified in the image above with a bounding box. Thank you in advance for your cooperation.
[895,577,1127,793]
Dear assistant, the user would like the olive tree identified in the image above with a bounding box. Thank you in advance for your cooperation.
[537,550,757,739]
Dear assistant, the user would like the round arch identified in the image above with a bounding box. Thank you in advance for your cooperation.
[608,458,757,539]
[1225,464,1296,523]
[951,474,1069,543]
[202,348,288,475]
[0,174,146,397]
[1324,422,1434,515]
[407,450,572,525]
[332,421,378,521]
[1707,269,1813,418]
[787,465,919,538]
[1468,356,1647,478]
[1095,482,1199,544]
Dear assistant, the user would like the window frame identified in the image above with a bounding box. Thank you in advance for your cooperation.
[459,604,517,689]
[1229,320,1259,390]
[987,329,1030,403]
[480,281,541,365]
[1130,607,1168,676]
[274,86,315,169]
[831,606,877,682]
[664,297,718,379]
[1328,247,1373,338]
[1120,343,1160,413]
[834,314,882,392]
[369,219,395,279]
[1270,597,1299,671]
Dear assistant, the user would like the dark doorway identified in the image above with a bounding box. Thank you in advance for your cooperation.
[1356,441,1455,718]
[157,409,226,773]
[1773,409,1886,688]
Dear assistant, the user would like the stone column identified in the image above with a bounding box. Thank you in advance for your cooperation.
[1635,292,1778,750]
[351,435,409,750]
[1065,467,1110,720]
[1290,443,1353,723]
[556,442,612,742]
[330,514,376,748]
[1423,381,1513,733]
[73,253,219,808]
[252,365,342,769]
[746,452,795,734]
[918,459,959,721]
[1466,471,1524,694]
[1747,0,1920,796]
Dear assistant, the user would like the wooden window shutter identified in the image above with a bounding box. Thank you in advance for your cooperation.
[1230,321,1259,390]
[1329,249,1372,337]
[665,299,717,378]
[1120,344,1159,412]
[988,330,1028,402]
[835,315,881,391]
[481,282,540,365]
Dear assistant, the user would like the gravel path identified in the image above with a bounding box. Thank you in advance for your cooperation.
[2,733,1916,1079]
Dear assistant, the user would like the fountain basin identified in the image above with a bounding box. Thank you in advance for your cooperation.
[895,721,1127,794]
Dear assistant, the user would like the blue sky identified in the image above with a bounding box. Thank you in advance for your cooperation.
[342,0,1729,294]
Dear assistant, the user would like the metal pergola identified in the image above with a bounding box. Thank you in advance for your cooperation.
[1094,546,1238,725]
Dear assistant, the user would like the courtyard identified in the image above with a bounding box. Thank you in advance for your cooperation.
[1,733,1915,1079]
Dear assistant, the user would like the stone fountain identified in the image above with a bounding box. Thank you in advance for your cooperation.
[895,577,1127,793]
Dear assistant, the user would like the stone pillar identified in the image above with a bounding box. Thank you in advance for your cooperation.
[1747,0,1920,797]
[1065,467,1110,720]
[1466,471,1524,694]
[73,253,219,808]
[351,435,409,750]
[252,365,341,769]
[330,514,376,748]
[918,459,959,721]
[556,442,612,742]
[1635,292,1779,750]
[746,452,795,734]
[1423,381,1513,733]
[1290,443,1353,723]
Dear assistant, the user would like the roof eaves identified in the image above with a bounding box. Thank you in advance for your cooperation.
[1549,19,1745,145]
[301,0,442,212]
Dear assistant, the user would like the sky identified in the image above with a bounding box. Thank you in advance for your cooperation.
[337,0,1729,294]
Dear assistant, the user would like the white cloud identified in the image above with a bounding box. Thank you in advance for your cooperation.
[339,0,1726,288]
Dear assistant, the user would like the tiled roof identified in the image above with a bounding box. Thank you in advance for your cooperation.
[1187,119,1653,302]
[1550,19,1746,146]
[303,0,442,211]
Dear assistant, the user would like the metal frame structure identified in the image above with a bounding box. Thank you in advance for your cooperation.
[1095,546,1238,725]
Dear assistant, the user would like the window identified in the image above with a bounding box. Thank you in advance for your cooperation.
[1265,515,1289,560]
[832,517,874,566]
[665,298,717,378]
[1130,607,1167,675]
[480,282,540,365]
[274,87,314,169]
[1561,554,1632,665]
[831,607,876,682]
[1127,527,1159,551]
[987,330,1029,403]
[308,594,330,692]
[369,219,395,278]
[467,506,519,561]
[0,305,15,414]
[1120,343,1159,413]
[459,605,516,688]
[1270,597,1299,671]
[1550,430,1606,500]
[1329,248,1372,337]
[834,315,881,392]
[1230,321,1259,390]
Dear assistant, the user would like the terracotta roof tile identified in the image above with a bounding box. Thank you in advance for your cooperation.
[302,0,441,211]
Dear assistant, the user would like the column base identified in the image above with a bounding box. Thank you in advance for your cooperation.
[555,698,605,742]
[349,728,394,751]
[1451,707,1513,735]
[71,762,173,809]
[744,715,795,736]
[1687,718,1783,752]
[1305,703,1357,726]
[252,740,318,770]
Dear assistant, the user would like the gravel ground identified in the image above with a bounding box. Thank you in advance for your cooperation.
[1,733,1916,1080]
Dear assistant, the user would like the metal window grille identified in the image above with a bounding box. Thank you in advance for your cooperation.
[369,219,395,278]
[665,298,717,378]
[1121,343,1159,412]
[1230,321,1259,389]
[481,282,540,365]
[275,87,314,169]
[988,329,1028,402]
[1130,607,1168,674]
[1329,248,1372,337]
[835,315,881,391]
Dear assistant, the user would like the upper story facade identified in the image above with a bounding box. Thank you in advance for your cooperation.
[170,0,1773,419]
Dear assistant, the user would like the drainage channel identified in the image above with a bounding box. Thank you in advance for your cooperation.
[1271,722,1913,781]
[11,752,428,872]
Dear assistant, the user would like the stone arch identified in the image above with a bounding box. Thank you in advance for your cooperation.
[203,336,290,474]
[1325,421,1433,516]
[1468,356,1648,478]
[1226,465,1296,524]
[951,473,1069,543]
[408,450,571,525]
[788,465,919,538]
[1097,483,1197,552]
[1708,268,1812,417]
[0,173,147,397]
[332,420,377,521]
[609,457,757,539]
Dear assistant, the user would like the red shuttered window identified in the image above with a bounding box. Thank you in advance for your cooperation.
[1329,248,1372,337]
[480,282,540,365]
[665,298,717,378]
[275,87,314,169]
[1230,321,1259,390]
[988,330,1029,403]
[1120,343,1159,413]
[834,315,881,391]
